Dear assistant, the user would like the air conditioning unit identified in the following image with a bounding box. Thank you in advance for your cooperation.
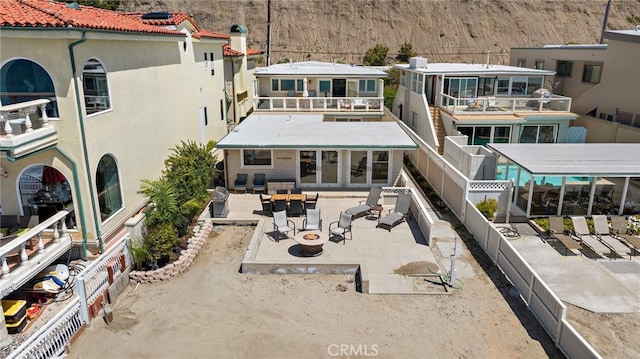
[409,57,428,69]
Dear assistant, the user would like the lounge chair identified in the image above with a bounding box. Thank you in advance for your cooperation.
[610,216,640,256]
[329,212,353,244]
[377,192,411,232]
[592,215,632,259]
[547,217,582,256]
[272,210,295,242]
[253,173,266,194]
[302,209,322,231]
[345,187,382,219]
[234,173,248,193]
[570,216,613,259]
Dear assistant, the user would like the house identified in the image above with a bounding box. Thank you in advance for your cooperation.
[510,27,640,142]
[391,57,579,152]
[223,24,263,127]
[216,61,417,191]
[0,0,233,312]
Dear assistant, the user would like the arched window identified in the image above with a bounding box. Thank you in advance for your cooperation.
[82,58,111,115]
[0,59,59,117]
[96,155,122,221]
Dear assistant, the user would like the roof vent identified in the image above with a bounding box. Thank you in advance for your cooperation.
[66,2,81,10]
[409,57,428,69]
[141,12,173,20]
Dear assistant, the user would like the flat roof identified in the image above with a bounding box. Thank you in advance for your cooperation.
[394,63,555,76]
[216,114,417,149]
[487,143,640,176]
[255,61,387,77]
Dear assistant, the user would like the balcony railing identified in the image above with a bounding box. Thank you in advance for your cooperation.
[254,96,384,112]
[0,211,72,298]
[0,99,58,157]
[440,93,572,115]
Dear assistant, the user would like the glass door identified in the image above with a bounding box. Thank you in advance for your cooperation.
[298,150,340,187]
[321,150,339,186]
[299,150,317,185]
[350,151,368,185]
[371,151,390,185]
[347,150,391,187]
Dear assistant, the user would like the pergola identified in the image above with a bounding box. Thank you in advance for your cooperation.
[487,143,640,217]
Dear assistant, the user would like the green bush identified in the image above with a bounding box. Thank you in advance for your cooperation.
[384,86,397,109]
[476,198,498,221]
[128,238,149,270]
[145,223,178,266]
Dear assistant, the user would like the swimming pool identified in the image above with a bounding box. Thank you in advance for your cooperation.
[496,164,590,186]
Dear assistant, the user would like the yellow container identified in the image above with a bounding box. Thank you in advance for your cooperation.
[2,299,27,324]
[6,315,27,334]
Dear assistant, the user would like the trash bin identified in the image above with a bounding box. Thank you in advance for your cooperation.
[210,186,229,218]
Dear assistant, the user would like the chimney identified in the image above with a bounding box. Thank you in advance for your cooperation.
[229,24,247,54]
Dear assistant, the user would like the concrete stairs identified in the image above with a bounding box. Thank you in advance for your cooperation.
[430,107,446,154]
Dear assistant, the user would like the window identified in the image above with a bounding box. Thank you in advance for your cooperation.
[272,79,304,92]
[82,58,110,115]
[281,79,296,91]
[411,112,418,129]
[583,64,602,84]
[411,72,423,94]
[96,155,122,221]
[399,70,406,87]
[519,125,557,143]
[477,77,495,96]
[242,149,272,167]
[271,79,279,91]
[0,58,59,117]
[534,60,544,70]
[247,59,256,70]
[457,125,511,145]
[517,59,526,67]
[556,61,573,77]
[359,79,376,93]
[496,77,510,95]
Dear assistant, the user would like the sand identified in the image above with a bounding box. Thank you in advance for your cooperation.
[67,225,568,359]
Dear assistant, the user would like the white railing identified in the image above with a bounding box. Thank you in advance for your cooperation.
[76,233,131,324]
[440,93,572,115]
[254,96,384,112]
[0,99,51,138]
[0,212,71,297]
[8,297,84,359]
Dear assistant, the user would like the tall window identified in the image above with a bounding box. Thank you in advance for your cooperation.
[517,59,526,67]
[519,125,557,143]
[0,59,59,117]
[96,155,122,221]
[556,61,573,77]
[582,64,602,84]
[358,79,376,93]
[83,58,111,115]
[242,149,272,167]
[457,126,511,146]
[534,60,544,70]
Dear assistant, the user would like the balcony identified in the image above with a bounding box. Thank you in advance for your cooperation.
[440,93,573,116]
[254,96,384,113]
[0,99,58,158]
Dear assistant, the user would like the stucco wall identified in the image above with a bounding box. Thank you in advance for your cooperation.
[574,116,640,143]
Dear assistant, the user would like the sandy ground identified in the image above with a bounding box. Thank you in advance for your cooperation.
[68,225,565,359]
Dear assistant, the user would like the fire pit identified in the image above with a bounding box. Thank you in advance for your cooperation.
[293,232,329,257]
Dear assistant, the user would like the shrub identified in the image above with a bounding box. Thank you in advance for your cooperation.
[128,238,149,270]
[145,223,178,266]
[476,198,498,221]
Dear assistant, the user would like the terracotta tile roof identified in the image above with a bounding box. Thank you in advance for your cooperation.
[192,29,229,40]
[0,0,183,36]
[124,11,229,40]
[223,44,263,57]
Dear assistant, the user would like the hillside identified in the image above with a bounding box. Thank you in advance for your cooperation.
[119,0,640,64]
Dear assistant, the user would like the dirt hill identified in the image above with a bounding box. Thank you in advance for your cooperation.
[120,0,640,64]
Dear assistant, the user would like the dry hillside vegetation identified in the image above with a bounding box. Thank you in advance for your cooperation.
[120,0,640,64]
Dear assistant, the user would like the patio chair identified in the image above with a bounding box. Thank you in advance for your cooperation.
[272,210,295,242]
[377,192,411,232]
[259,194,272,214]
[345,187,382,219]
[253,173,266,194]
[592,215,632,259]
[302,209,322,231]
[547,217,582,256]
[290,188,302,194]
[305,193,319,210]
[272,199,287,213]
[234,173,248,193]
[610,216,640,255]
[570,216,613,260]
[288,198,304,217]
[276,189,288,194]
[329,212,353,244]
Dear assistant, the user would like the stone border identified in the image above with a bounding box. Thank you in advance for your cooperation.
[129,220,213,284]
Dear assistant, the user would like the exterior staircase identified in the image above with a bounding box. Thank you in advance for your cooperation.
[431,107,446,154]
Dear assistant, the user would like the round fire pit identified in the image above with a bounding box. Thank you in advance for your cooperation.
[293,232,329,257]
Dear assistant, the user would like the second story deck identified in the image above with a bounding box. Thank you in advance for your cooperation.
[0,99,58,158]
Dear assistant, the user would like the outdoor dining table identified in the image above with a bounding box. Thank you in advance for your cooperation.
[270,194,307,202]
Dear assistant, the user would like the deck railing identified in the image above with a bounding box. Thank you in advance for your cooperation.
[0,99,51,138]
[7,298,84,359]
[0,211,71,297]
[254,96,384,112]
[440,93,572,115]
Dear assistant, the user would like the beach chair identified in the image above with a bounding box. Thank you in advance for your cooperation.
[272,210,295,242]
[329,212,353,244]
[234,173,247,193]
[377,192,411,232]
[547,217,582,256]
[345,187,382,219]
[302,209,322,231]
[592,215,632,259]
[610,216,640,256]
[570,216,613,260]
[253,173,266,194]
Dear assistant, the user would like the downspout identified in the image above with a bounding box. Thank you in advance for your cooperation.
[6,146,89,260]
[69,32,104,253]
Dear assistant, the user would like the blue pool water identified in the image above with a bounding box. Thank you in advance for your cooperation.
[496,164,589,186]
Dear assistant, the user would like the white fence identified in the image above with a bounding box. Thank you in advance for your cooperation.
[8,298,83,359]
[76,233,132,324]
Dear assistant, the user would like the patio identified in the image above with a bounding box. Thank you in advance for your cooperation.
[199,190,465,294]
